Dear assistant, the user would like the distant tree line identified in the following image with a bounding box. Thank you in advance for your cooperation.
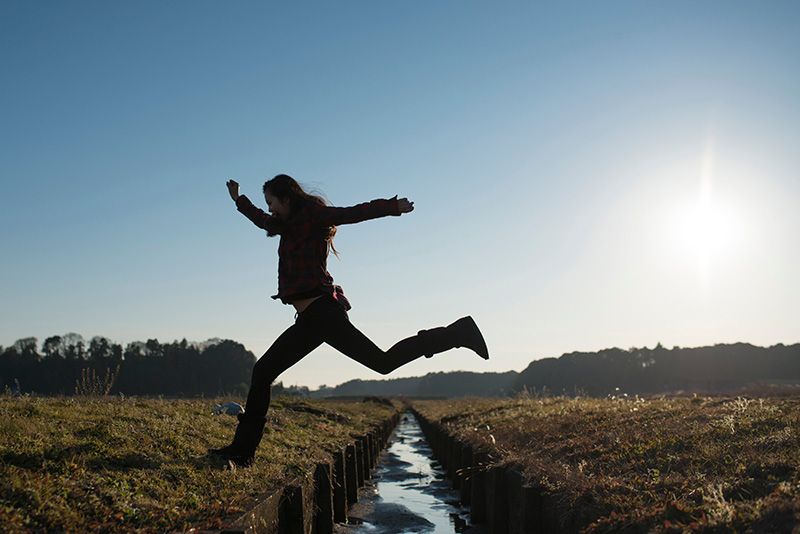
[0,334,256,397]
[308,343,800,399]
[311,371,519,399]
[4,337,797,399]
[513,342,800,397]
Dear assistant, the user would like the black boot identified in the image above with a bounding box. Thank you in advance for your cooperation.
[418,316,489,360]
[448,316,490,360]
[209,413,266,467]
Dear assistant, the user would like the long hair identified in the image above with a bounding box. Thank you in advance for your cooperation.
[263,174,338,255]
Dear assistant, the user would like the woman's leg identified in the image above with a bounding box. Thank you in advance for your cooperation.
[211,314,324,466]
[326,316,425,375]
[244,319,324,419]
[307,296,488,374]
[291,296,417,374]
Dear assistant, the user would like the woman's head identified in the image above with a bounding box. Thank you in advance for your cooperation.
[263,174,338,251]
[263,175,328,217]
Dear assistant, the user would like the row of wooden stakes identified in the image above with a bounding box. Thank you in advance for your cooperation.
[196,410,401,534]
[413,408,567,534]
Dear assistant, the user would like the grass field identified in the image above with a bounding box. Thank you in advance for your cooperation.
[412,395,800,533]
[5,393,799,533]
[0,394,396,533]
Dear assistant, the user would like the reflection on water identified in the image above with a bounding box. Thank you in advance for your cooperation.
[371,412,476,533]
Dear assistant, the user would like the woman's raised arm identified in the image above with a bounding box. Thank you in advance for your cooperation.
[227,180,240,202]
[228,180,280,234]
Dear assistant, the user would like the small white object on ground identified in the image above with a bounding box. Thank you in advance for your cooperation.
[212,402,244,415]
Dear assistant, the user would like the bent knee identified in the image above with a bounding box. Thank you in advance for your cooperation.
[374,364,395,376]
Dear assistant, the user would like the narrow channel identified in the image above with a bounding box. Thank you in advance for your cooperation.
[335,412,487,534]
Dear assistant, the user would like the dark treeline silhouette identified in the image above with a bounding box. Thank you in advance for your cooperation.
[0,334,256,396]
[4,338,798,398]
[513,342,800,396]
[311,370,519,399]
[310,343,800,398]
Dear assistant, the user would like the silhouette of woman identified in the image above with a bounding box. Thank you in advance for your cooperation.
[211,175,489,466]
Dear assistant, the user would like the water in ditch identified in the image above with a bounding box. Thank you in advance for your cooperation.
[335,412,487,534]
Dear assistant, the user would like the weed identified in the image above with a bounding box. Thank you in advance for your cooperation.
[74,365,120,397]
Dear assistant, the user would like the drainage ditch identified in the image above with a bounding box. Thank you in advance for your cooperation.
[335,412,487,534]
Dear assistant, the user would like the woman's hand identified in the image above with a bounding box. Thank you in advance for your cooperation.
[227,180,240,202]
[397,197,414,214]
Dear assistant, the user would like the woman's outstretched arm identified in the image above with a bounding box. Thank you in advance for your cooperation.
[397,197,415,214]
[310,196,414,227]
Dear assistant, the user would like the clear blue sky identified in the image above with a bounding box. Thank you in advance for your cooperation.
[2,1,799,390]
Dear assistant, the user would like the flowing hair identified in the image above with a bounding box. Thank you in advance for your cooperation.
[263,174,338,255]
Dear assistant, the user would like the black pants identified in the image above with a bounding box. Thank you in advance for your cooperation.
[244,295,430,419]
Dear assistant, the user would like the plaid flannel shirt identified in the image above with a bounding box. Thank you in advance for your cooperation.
[236,194,401,310]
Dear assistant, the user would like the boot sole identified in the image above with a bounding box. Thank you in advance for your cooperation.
[209,449,254,467]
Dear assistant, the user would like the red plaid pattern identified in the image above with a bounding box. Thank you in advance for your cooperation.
[235,194,401,310]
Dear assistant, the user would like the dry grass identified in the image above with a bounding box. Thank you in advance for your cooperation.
[413,395,800,533]
[0,395,396,533]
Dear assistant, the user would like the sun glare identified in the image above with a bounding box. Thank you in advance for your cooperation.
[667,136,743,291]
[671,197,739,280]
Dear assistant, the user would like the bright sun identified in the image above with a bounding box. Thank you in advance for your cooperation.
[671,197,738,279]
[674,192,739,249]
[668,138,743,289]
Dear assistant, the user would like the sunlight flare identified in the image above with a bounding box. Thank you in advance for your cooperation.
[669,136,742,292]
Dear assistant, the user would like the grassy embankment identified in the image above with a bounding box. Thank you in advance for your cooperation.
[0,395,396,533]
[413,395,800,533]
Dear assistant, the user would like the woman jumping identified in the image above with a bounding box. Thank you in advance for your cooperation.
[211,175,489,466]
